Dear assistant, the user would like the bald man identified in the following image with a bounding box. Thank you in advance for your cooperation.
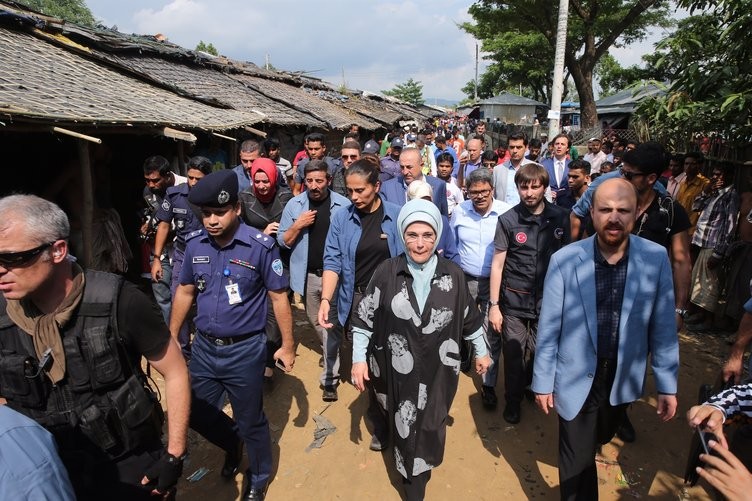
[380,148,449,216]
[532,178,679,501]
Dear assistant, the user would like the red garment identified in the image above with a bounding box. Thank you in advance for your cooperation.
[251,158,278,203]
[293,150,308,167]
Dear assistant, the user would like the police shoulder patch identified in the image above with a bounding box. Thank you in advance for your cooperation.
[271,258,284,277]
[186,229,204,241]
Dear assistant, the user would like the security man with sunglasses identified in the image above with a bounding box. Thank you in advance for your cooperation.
[170,169,295,501]
[0,194,190,500]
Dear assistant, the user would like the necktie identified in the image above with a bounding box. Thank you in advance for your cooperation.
[556,161,564,186]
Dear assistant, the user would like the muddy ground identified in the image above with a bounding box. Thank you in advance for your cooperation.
[168,306,734,500]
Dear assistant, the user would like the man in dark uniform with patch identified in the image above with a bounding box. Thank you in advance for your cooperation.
[170,169,296,501]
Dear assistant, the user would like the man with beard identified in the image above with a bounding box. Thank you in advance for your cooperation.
[278,160,350,401]
[487,164,570,423]
[292,133,341,196]
[532,178,678,501]
[381,148,449,216]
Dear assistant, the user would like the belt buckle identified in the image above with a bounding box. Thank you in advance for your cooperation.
[215,338,226,346]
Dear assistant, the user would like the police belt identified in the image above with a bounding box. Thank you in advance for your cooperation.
[198,330,262,346]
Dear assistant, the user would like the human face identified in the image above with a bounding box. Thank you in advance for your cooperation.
[437,161,453,180]
[482,159,497,170]
[186,168,205,189]
[590,180,636,250]
[588,140,601,154]
[684,156,701,177]
[476,123,486,134]
[529,146,541,159]
[601,143,612,155]
[508,139,526,162]
[425,133,434,144]
[253,171,272,197]
[467,181,494,214]
[619,162,652,195]
[346,173,380,212]
[144,172,168,194]
[404,222,436,265]
[467,140,482,162]
[390,146,402,160]
[669,159,683,177]
[518,180,546,213]
[306,141,326,160]
[305,170,330,202]
[201,204,240,239]
[0,222,65,300]
[553,137,569,159]
[267,146,280,162]
[400,150,423,185]
[567,168,589,194]
[239,150,259,172]
[340,148,360,169]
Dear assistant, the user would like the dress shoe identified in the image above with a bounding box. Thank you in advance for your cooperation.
[481,385,498,410]
[322,385,338,402]
[369,434,387,451]
[243,487,265,501]
[616,415,636,443]
[221,441,243,479]
[503,401,521,424]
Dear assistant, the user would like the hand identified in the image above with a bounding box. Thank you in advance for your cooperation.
[687,404,728,448]
[488,305,503,333]
[140,221,150,236]
[295,210,317,229]
[141,451,183,498]
[723,355,745,385]
[318,300,333,329]
[351,361,369,392]
[264,222,280,236]
[697,440,752,500]
[657,394,677,421]
[707,255,721,270]
[475,354,492,375]
[273,345,296,372]
[676,313,684,333]
[535,393,554,415]
[151,258,163,282]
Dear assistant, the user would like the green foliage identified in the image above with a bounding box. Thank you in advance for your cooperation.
[195,41,219,56]
[463,0,672,127]
[17,0,96,26]
[596,53,667,97]
[382,78,425,106]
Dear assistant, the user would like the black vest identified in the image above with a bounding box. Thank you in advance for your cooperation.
[0,270,163,458]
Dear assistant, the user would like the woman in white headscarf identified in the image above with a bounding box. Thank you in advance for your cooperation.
[351,198,492,501]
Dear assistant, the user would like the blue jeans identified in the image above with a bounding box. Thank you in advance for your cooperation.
[149,254,172,324]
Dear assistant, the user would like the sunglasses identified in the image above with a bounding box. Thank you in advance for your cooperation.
[619,167,645,180]
[341,154,359,160]
[0,241,57,268]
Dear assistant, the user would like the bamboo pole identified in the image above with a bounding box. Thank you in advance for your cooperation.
[211,131,237,142]
[53,126,102,144]
[243,126,267,138]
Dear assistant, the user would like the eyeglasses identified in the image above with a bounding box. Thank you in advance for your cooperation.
[467,189,492,198]
[341,154,359,160]
[404,232,436,244]
[0,241,58,268]
[482,162,497,168]
[619,167,645,180]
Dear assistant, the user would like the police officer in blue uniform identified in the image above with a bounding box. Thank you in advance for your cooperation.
[170,169,295,501]
[151,156,213,357]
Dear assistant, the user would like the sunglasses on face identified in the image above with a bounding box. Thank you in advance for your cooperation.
[0,241,57,268]
[341,155,359,160]
[619,167,645,180]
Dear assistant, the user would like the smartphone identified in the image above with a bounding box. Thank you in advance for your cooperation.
[274,358,287,371]
[698,430,718,455]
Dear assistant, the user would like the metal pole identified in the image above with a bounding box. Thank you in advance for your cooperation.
[548,0,569,139]
[474,42,479,101]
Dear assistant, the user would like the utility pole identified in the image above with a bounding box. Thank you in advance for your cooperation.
[474,42,479,101]
[548,0,569,139]
[265,53,270,71]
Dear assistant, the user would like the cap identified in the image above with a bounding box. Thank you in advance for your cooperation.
[391,137,404,149]
[188,169,238,207]
[406,133,417,142]
[363,140,380,154]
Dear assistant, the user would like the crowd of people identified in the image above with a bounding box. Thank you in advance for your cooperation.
[0,118,751,501]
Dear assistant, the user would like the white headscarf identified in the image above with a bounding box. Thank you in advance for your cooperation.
[397,199,442,312]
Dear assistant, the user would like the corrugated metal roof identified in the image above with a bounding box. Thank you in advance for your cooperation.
[480,91,546,107]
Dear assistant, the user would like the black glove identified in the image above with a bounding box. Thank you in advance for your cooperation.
[142,450,184,495]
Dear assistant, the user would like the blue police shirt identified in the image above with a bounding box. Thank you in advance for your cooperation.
[179,222,289,337]
[323,196,403,326]
[155,184,203,249]
[450,198,512,277]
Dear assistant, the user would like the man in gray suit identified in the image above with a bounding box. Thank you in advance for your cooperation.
[532,177,679,500]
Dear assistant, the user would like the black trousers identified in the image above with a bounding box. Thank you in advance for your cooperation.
[558,359,627,501]
[403,470,432,501]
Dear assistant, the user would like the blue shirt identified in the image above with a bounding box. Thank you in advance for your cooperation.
[180,223,289,337]
[379,156,401,182]
[233,164,251,193]
[450,198,512,277]
[463,160,482,179]
[155,184,203,249]
[323,197,403,325]
[278,190,351,295]
[572,169,668,217]
[0,406,75,500]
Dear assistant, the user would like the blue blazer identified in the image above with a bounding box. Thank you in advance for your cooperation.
[541,157,570,196]
[380,175,449,217]
[531,235,679,421]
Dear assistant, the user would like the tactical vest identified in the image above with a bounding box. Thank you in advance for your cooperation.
[0,270,164,459]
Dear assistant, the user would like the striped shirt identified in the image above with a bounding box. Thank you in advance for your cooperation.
[691,185,740,257]
[706,383,752,420]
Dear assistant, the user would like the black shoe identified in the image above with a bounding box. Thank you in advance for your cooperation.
[369,434,387,451]
[221,441,243,479]
[322,385,338,402]
[481,385,498,410]
[616,415,636,443]
[243,487,265,501]
[503,401,521,424]
[318,356,324,368]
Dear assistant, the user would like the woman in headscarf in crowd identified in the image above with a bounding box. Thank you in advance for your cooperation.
[406,180,460,266]
[317,159,403,445]
[350,198,492,501]
[239,158,294,380]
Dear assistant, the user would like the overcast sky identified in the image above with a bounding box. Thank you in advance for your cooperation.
[85,0,675,102]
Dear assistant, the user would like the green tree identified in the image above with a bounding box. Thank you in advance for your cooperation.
[596,53,668,97]
[382,78,425,106]
[17,0,96,26]
[195,41,219,56]
[463,0,672,128]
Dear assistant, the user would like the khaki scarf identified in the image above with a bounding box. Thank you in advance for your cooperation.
[6,265,86,384]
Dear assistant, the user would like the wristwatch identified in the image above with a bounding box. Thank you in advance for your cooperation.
[675,308,688,319]
[489,300,499,307]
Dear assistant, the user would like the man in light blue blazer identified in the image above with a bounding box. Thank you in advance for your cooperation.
[532,177,679,501]
[380,148,449,217]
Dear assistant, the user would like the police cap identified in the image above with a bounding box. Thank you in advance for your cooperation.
[188,169,238,207]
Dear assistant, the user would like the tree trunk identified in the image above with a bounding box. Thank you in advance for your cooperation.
[569,62,598,129]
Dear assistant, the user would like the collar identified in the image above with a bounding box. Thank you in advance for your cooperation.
[395,253,452,278]
[593,237,629,266]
